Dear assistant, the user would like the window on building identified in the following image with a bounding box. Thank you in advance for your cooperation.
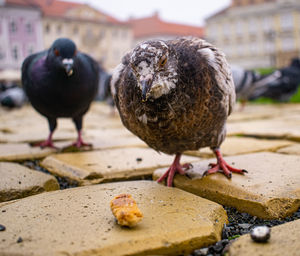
[236,43,244,56]
[248,18,256,35]
[0,47,5,60]
[73,26,79,34]
[26,22,33,34]
[113,49,120,61]
[57,24,62,34]
[221,22,228,38]
[122,30,127,38]
[9,20,17,33]
[27,44,34,56]
[86,28,93,39]
[12,45,19,60]
[263,16,273,32]
[264,41,275,54]
[280,12,293,30]
[249,42,258,55]
[99,29,105,39]
[281,37,294,51]
[45,23,50,33]
[235,20,243,36]
[112,29,118,38]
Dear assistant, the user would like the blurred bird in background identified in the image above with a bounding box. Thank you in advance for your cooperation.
[96,68,114,113]
[0,82,27,108]
[249,58,300,102]
[22,38,99,149]
[231,65,261,109]
[232,57,300,108]
[112,37,246,187]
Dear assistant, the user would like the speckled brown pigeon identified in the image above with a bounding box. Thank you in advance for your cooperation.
[111,37,247,187]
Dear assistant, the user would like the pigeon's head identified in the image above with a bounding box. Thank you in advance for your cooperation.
[130,40,178,101]
[49,38,77,76]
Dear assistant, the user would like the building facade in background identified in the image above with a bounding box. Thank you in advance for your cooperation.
[0,0,43,71]
[205,0,300,69]
[37,0,132,71]
[128,12,204,48]
[0,0,133,72]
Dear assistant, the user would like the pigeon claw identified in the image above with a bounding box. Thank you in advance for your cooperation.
[203,148,247,178]
[156,153,191,187]
[71,140,92,149]
[34,140,57,149]
[203,161,246,178]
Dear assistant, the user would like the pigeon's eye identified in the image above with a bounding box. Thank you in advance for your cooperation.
[74,50,77,56]
[54,49,60,56]
[158,55,167,68]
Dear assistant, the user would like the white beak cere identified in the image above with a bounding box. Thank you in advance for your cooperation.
[62,58,74,76]
[62,58,74,65]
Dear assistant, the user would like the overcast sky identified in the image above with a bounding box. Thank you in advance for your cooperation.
[65,0,231,26]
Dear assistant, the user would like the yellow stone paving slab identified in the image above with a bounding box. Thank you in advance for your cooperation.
[277,143,300,155]
[0,143,56,161]
[0,129,76,143]
[184,137,294,158]
[41,148,198,185]
[229,219,300,256]
[229,104,286,123]
[91,136,147,150]
[229,103,300,122]
[86,127,136,139]
[153,152,300,219]
[227,118,300,141]
[0,181,227,256]
[0,162,59,202]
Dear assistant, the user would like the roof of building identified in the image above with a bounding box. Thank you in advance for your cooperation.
[205,0,277,20]
[5,0,39,8]
[5,0,122,24]
[128,13,204,39]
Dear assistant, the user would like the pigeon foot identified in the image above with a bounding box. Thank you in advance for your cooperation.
[34,139,57,149]
[157,153,192,187]
[71,139,92,149]
[33,132,57,149]
[203,148,247,178]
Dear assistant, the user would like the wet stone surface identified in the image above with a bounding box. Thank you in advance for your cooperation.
[1,103,300,255]
[153,152,300,219]
[0,181,227,256]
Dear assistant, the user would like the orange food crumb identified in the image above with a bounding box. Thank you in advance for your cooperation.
[110,194,143,227]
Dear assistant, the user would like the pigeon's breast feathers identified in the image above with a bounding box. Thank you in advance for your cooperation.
[129,40,179,101]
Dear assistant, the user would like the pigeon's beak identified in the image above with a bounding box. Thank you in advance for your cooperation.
[140,74,153,102]
[62,59,74,76]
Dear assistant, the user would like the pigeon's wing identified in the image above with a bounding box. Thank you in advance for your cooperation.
[110,51,132,108]
[78,52,100,76]
[182,37,236,116]
[21,52,42,92]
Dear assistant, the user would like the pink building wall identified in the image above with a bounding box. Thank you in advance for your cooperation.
[0,2,43,71]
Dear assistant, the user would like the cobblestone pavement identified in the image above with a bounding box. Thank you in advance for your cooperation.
[0,102,299,256]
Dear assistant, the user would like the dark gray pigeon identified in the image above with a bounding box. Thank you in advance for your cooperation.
[0,86,26,108]
[249,58,300,101]
[22,38,99,148]
[111,37,246,187]
[232,58,300,106]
